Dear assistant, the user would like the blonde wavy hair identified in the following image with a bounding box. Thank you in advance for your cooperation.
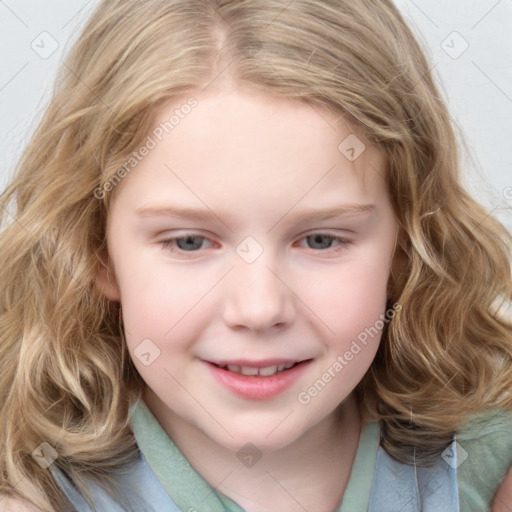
[1,0,511,510]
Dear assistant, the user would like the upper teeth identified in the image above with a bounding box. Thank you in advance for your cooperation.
[222,362,296,376]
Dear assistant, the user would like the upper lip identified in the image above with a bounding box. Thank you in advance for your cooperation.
[205,358,312,367]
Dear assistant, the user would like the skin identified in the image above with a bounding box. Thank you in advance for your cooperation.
[97,84,402,511]
[492,467,512,512]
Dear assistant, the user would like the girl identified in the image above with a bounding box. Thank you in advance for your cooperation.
[1,0,511,511]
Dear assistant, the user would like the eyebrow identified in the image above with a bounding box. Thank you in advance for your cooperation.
[136,203,376,224]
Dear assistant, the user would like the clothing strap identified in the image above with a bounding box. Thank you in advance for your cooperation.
[368,438,460,511]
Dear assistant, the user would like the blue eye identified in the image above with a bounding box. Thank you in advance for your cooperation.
[302,233,345,250]
[161,235,210,253]
[302,233,351,252]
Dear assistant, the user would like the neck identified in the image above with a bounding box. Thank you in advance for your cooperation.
[144,389,363,512]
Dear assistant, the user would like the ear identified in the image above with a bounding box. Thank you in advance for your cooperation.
[95,251,121,302]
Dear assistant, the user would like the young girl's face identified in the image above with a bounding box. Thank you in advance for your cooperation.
[100,86,398,451]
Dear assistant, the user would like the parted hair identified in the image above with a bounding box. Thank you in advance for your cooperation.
[1,0,511,510]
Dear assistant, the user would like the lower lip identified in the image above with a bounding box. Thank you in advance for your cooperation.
[205,360,312,400]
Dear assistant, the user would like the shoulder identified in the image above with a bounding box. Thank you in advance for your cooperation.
[456,408,512,511]
[457,408,512,465]
[0,496,43,512]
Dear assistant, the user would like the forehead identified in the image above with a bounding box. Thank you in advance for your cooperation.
[113,86,387,214]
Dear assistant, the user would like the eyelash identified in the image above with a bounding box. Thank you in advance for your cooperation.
[159,233,352,258]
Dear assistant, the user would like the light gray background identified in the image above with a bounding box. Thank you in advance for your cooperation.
[1,0,511,232]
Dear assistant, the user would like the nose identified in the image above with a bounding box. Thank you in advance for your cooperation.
[221,253,296,333]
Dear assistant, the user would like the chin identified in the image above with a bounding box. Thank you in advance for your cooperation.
[200,417,307,454]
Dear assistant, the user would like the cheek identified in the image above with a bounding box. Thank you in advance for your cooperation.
[309,258,390,341]
[114,248,208,334]
[115,262,222,378]
[296,261,390,410]
[118,273,206,389]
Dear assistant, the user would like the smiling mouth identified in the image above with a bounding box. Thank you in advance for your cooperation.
[210,360,309,377]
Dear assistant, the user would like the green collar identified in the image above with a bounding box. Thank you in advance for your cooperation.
[129,399,379,511]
